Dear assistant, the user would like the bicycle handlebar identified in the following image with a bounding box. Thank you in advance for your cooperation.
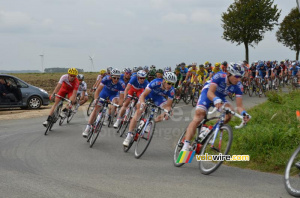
[54,94,72,103]
[98,98,120,108]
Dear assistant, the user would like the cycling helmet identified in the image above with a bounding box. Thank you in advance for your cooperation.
[204,61,209,65]
[148,69,156,76]
[150,65,156,70]
[228,63,245,77]
[163,72,177,83]
[68,68,78,75]
[132,66,138,72]
[100,69,106,75]
[111,68,121,76]
[204,64,210,69]
[199,64,204,68]
[77,74,84,80]
[156,69,164,74]
[124,68,132,73]
[215,62,221,67]
[258,61,264,67]
[222,61,228,66]
[107,67,113,73]
[292,62,297,66]
[180,62,186,67]
[137,70,147,78]
[164,67,171,72]
[143,66,149,71]
[191,62,197,66]
[137,66,143,71]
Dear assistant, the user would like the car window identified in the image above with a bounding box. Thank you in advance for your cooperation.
[5,77,17,87]
[15,79,28,88]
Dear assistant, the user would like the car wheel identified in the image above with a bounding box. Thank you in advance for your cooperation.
[28,96,42,109]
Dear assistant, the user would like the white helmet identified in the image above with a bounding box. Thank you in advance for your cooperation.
[228,63,245,77]
[163,72,177,83]
[137,70,147,78]
[111,68,121,76]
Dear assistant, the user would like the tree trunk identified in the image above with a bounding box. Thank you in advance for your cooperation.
[296,49,299,60]
[244,42,249,63]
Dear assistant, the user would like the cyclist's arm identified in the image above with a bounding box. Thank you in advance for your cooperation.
[94,84,104,100]
[124,84,131,98]
[207,83,222,109]
[139,88,151,104]
[235,96,245,114]
[118,93,125,106]
[70,89,78,104]
[52,83,62,96]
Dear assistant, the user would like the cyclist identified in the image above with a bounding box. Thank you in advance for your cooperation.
[43,68,79,127]
[289,62,300,78]
[123,72,177,146]
[271,63,283,89]
[174,68,183,99]
[82,69,126,137]
[255,61,268,86]
[156,69,164,79]
[150,65,156,71]
[132,67,138,77]
[77,74,88,105]
[179,63,188,81]
[120,68,132,86]
[196,64,208,84]
[208,62,222,79]
[147,69,156,82]
[221,61,228,73]
[184,63,197,84]
[113,70,149,128]
[181,63,251,151]
[144,66,149,74]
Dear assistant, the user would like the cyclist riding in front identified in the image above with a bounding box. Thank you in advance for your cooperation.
[181,63,251,151]
[77,74,89,106]
[122,72,177,146]
[113,70,149,128]
[82,69,125,138]
[43,68,79,127]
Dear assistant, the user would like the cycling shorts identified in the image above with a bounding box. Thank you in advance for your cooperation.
[128,87,144,98]
[98,90,119,105]
[57,88,74,99]
[196,88,228,112]
[144,92,167,108]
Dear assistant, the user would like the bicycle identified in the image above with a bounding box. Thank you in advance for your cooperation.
[284,145,300,197]
[44,94,71,135]
[87,88,96,116]
[191,83,202,107]
[123,99,170,159]
[58,94,80,125]
[173,104,246,175]
[117,95,139,137]
[86,98,119,148]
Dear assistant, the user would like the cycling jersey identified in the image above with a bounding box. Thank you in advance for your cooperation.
[256,65,269,78]
[96,74,105,81]
[77,81,88,96]
[127,76,149,97]
[290,66,300,76]
[221,65,228,73]
[180,67,189,76]
[144,78,175,107]
[57,74,79,99]
[120,74,131,86]
[249,66,256,78]
[132,72,137,77]
[99,75,126,102]
[197,72,243,112]
[272,66,282,76]
[196,69,208,82]
[174,72,183,88]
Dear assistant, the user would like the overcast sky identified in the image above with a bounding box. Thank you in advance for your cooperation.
[0,0,298,71]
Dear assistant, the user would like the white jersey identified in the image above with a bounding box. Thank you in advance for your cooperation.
[77,81,88,96]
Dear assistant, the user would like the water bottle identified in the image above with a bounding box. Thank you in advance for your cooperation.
[96,113,101,123]
[137,118,146,130]
[199,125,212,140]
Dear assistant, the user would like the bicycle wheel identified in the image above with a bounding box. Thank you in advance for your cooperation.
[44,119,54,135]
[134,120,156,159]
[284,146,300,197]
[184,87,192,105]
[192,89,199,107]
[173,128,187,167]
[199,125,233,175]
[87,99,95,116]
[118,108,132,135]
[248,82,254,97]
[67,106,76,123]
[89,113,105,148]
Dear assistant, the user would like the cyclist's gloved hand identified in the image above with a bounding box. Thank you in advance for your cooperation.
[50,93,55,102]
[213,97,222,110]
[241,110,251,123]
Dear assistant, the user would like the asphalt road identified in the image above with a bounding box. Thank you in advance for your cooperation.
[0,94,290,198]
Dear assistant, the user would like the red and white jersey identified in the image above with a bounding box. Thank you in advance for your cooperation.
[58,74,79,91]
[96,74,104,81]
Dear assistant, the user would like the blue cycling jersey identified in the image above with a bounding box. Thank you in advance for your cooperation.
[120,74,131,86]
[203,72,243,98]
[132,72,137,77]
[256,65,269,77]
[100,75,126,94]
[290,66,300,76]
[180,67,189,75]
[128,76,149,90]
[146,78,175,100]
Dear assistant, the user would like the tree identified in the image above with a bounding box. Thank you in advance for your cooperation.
[221,0,281,62]
[276,8,300,60]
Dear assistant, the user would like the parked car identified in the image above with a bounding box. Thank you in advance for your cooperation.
[0,74,49,109]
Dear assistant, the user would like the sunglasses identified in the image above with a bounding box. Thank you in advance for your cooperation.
[139,78,146,80]
[165,81,175,85]
[234,75,242,79]
[125,72,131,75]
[112,77,120,80]
[69,75,76,78]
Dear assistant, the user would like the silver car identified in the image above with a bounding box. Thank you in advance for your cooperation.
[0,74,49,109]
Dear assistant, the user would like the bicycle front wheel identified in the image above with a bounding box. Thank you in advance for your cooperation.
[89,114,105,148]
[284,146,300,197]
[199,125,233,175]
[173,128,187,167]
[67,108,76,123]
[192,89,199,107]
[134,120,156,159]
[87,99,95,116]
